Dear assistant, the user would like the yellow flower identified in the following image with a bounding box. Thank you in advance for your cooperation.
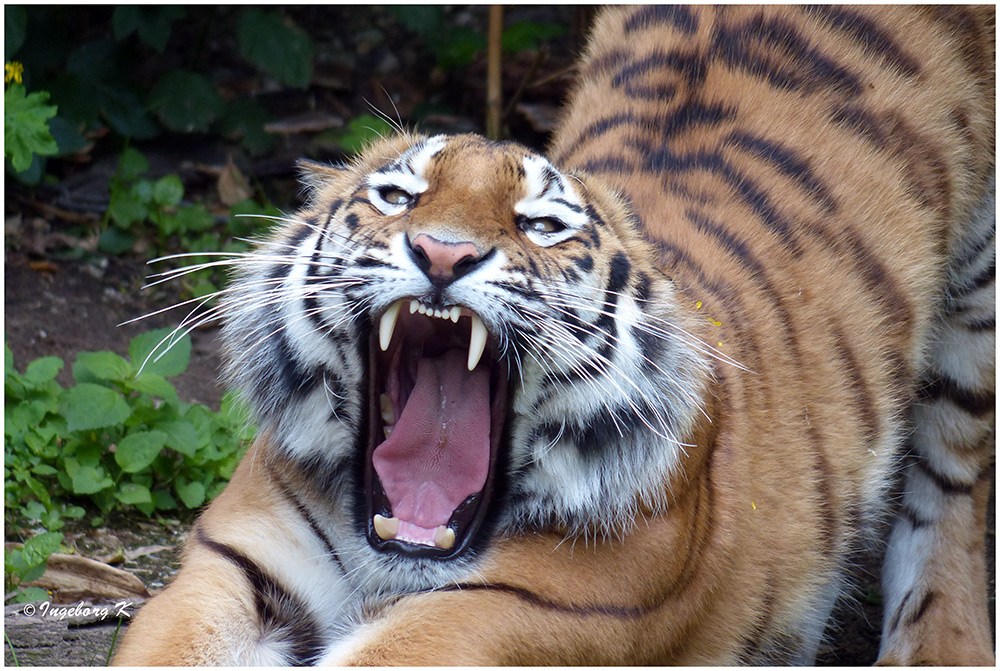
[5,61,24,85]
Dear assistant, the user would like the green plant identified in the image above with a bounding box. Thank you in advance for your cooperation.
[3,78,58,173]
[100,146,215,254]
[4,530,62,603]
[4,330,254,536]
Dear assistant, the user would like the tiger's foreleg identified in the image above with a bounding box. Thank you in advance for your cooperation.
[878,187,996,666]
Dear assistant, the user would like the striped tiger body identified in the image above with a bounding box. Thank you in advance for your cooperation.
[113,5,994,666]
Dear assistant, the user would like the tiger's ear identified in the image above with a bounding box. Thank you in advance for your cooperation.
[296,159,350,194]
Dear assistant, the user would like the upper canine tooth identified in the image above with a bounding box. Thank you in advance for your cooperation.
[468,314,487,371]
[379,301,402,351]
[373,514,400,540]
[434,526,456,550]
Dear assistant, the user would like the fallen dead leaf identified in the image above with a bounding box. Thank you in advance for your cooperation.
[218,155,254,207]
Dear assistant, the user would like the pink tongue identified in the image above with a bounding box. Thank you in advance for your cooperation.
[372,349,490,529]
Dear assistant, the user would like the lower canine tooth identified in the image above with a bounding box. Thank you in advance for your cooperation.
[373,514,399,540]
[434,526,456,550]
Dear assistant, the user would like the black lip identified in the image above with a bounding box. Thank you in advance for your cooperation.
[363,303,509,560]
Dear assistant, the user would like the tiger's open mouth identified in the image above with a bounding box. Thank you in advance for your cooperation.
[366,299,508,558]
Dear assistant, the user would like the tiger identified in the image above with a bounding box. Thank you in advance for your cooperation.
[112,5,995,666]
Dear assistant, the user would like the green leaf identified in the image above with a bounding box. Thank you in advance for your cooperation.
[152,174,184,207]
[116,482,152,505]
[70,464,114,495]
[390,6,444,39]
[101,87,159,140]
[15,586,50,603]
[112,6,140,40]
[24,357,63,385]
[501,21,566,53]
[127,372,178,404]
[159,420,199,456]
[4,84,59,172]
[148,69,223,133]
[129,328,191,378]
[30,464,58,476]
[339,114,396,155]
[152,490,178,510]
[220,97,274,156]
[47,115,87,156]
[175,479,206,509]
[64,383,131,432]
[165,206,214,235]
[431,28,486,69]
[62,506,86,519]
[238,9,314,88]
[108,187,149,228]
[97,227,135,254]
[118,147,150,180]
[21,500,46,521]
[137,7,185,53]
[22,531,63,565]
[73,351,131,383]
[115,430,167,473]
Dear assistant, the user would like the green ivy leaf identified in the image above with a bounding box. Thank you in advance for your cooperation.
[117,147,149,180]
[116,482,152,505]
[148,69,223,133]
[175,478,206,509]
[129,328,191,378]
[115,430,167,473]
[97,227,135,254]
[4,84,59,173]
[238,9,314,88]
[64,383,131,431]
[152,490,178,510]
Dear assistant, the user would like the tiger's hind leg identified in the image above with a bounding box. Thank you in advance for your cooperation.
[879,183,996,666]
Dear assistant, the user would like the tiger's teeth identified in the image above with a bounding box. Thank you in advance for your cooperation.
[373,514,400,540]
[450,306,461,323]
[409,300,419,314]
[383,425,393,439]
[468,314,487,371]
[380,393,395,424]
[379,301,402,351]
[434,526,456,550]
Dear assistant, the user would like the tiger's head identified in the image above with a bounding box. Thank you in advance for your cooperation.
[220,133,709,593]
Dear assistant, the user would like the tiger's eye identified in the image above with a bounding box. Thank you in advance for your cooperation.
[379,187,413,206]
[527,217,566,234]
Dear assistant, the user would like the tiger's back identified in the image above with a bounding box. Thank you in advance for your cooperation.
[114,6,994,665]
[550,5,994,662]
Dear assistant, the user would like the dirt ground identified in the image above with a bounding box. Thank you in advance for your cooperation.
[3,5,993,665]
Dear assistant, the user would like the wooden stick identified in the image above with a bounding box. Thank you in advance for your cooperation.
[486,5,503,139]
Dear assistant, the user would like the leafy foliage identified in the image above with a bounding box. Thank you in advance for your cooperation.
[5,531,63,603]
[4,83,58,172]
[4,331,255,538]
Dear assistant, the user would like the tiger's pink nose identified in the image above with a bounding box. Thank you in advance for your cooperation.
[409,233,485,280]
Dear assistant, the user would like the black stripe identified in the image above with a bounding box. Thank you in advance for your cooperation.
[898,504,932,530]
[272,471,346,575]
[905,590,937,626]
[914,459,974,496]
[723,131,837,213]
[803,5,921,78]
[438,581,649,619]
[195,527,324,664]
[887,589,912,635]
[276,333,321,401]
[269,225,314,280]
[623,5,698,35]
[712,14,863,97]
[918,373,995,418]
[963,315,995,332]
[950,258,995,298]
[830,325,880,449]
